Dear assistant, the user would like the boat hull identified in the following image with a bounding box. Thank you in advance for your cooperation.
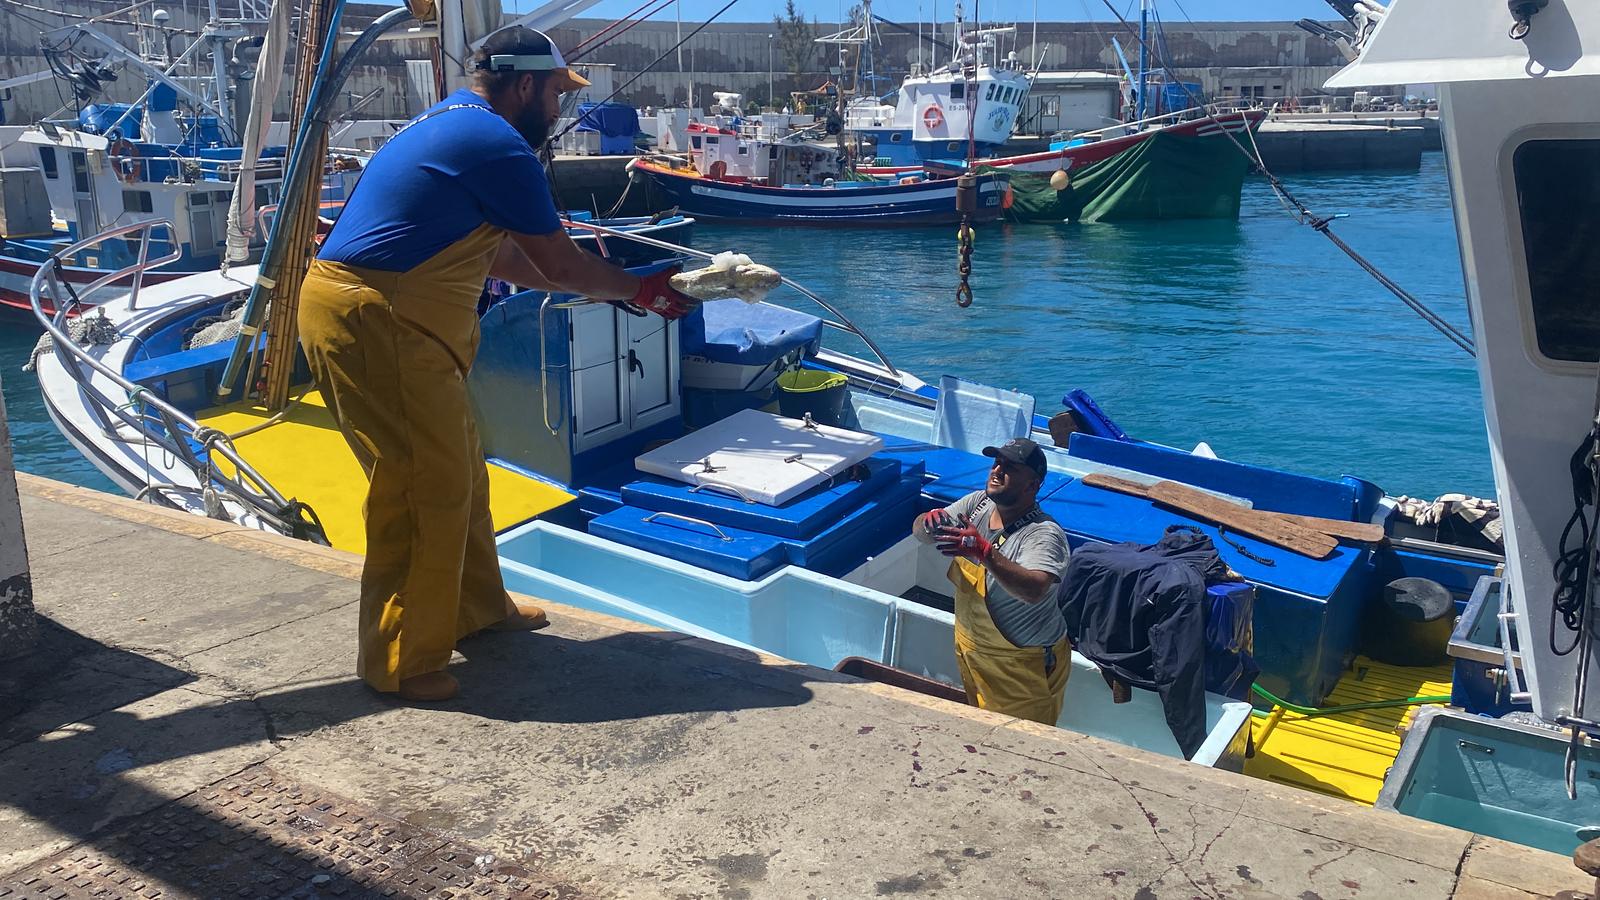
[634,162,1007,224]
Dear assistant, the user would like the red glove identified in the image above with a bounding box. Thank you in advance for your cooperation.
[629,266,697,320]
[933,520,993,564]
[920,508,958,535]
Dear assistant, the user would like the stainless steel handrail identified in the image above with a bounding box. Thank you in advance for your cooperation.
[29,219,320,541]
[560,218,901,378]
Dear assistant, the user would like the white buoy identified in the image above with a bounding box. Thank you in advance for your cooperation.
[1050,169,1070,191]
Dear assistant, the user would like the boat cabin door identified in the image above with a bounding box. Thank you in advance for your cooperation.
[68,149,100,239]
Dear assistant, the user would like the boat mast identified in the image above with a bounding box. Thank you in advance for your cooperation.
[1136,0,1149,120]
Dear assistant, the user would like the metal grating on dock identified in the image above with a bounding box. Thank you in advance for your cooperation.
[0,766,578,899]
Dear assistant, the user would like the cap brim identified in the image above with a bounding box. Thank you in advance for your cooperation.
[553,68,590,91]
[981,446,1002,459]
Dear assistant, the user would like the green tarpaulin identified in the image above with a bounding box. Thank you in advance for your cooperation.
[995,130,1253,224]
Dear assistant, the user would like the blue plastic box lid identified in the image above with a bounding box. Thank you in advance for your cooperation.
[681,300,824,366]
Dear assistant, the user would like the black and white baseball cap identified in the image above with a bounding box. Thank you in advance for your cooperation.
[474,25,590,92]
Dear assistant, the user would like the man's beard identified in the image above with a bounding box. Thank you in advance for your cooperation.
[514,102,553,149]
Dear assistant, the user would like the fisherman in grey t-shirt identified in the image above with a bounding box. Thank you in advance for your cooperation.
[913,438,1073,725]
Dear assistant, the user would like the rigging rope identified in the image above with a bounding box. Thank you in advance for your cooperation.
[1093,0,1476,357]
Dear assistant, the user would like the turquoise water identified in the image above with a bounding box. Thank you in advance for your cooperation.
[0,153,1486,498]
[702,152,1487,498]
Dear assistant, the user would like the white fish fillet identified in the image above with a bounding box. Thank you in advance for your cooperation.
[669,251,782,303]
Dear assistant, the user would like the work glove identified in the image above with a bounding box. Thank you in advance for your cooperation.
[628,265,697,320]
[920,508,958,536]
[933,519,993,564]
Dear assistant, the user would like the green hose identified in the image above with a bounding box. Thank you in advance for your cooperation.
[1248,683,1452,718]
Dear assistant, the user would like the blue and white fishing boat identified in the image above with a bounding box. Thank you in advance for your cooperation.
[25,0,1600,869]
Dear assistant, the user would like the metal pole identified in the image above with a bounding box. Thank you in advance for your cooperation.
[768,34,773,110]
[0,372,37,661]
[1136,0,1149,121]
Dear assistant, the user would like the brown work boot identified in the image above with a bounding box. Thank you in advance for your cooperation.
[489,599,549,632]
[396,671,458,702]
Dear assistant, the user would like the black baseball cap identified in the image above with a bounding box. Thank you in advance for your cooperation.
[474,26,590,92]
[983,438,1048,481]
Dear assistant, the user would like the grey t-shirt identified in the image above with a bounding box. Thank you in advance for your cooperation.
[939,490,1071,648]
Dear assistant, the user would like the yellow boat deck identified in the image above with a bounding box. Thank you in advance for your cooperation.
[198,391,574,552]
[1243,655,1453,805]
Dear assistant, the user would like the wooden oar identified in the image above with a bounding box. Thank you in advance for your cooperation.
[1080,473,1385,545]
[1146,481,1337,560]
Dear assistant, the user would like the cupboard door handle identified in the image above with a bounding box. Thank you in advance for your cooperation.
[627,349,644,378]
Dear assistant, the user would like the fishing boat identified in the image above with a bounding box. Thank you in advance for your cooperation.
[627,153,1007,225]
[858,0,1268,223]
[26,0,1600,866]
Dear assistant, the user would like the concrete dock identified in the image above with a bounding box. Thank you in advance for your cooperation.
[1251,121,1427,172]
[1,474,1590,899]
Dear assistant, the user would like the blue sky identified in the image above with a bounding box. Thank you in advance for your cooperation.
[552,0,1340,25]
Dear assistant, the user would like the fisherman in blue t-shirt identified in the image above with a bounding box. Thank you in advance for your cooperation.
[298,26,696,703]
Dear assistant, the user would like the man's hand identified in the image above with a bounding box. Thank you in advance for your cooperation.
[920,509,958,535]
[629,266,698,320]
[933,519,993,564]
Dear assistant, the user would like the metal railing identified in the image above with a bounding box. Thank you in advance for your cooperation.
[29,219,327,544]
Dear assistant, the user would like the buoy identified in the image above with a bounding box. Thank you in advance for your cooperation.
[1050,169,1070,191]
[956,225,975,244]
[1002,186,1014,209]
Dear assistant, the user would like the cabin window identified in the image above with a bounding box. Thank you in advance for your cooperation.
[1513,138,1600,363]
[190,192,210,207]
[950,83,965,100]
[985,84,996,101]
[122,190,153,213]
[889,132,903,143]
[691,135,702,149]
[70,151,91,194]
[38,147,58,179]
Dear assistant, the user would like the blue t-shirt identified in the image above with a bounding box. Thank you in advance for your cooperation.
[318,90,562,271]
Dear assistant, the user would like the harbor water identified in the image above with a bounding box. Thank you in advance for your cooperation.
[0,153,1486,499]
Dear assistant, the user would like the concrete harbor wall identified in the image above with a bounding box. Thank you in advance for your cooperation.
[1,3,1375,125]
[1253,121,1427,172]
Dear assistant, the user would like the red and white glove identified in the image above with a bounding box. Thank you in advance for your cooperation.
[628,266,697,320]
[933,520,993,564]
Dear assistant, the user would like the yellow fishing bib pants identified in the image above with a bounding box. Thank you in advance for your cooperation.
[951,555,1070,725]
[297,223,513,692]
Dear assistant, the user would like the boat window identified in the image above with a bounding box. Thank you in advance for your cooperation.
[984,84,996,101]
[122,190,153,213]
[950,83,965,100]
[190,192,210,207]
[38,147,58,179]
[1513,139,1600,363]
[70,151,91,194]
[889,132,903,143]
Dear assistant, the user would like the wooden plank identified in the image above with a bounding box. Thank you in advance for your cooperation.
[1081,472,1155,499]
[1147,480,1337,559]
[1264,511,1385,544]
[1080,473,1384,545]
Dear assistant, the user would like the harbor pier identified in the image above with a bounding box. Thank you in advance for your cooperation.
[0,475,1588,898]
[1252,120,1428,172]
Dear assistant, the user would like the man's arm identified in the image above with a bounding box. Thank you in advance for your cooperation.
[984,552,1058,605]
[505,228,640,300]
[913,493,979,544]
[487,237,560,290]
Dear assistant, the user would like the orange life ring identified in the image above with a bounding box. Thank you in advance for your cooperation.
[922,106,945,131]
[109,138,139,184]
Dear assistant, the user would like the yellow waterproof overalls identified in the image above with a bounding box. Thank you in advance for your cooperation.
[298,222,512,692]
[950,526,1071,725]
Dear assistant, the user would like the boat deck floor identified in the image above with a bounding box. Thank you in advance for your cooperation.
[1244,654,1452,805]
[197,390,573,552]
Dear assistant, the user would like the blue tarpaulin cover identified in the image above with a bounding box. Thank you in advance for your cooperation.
[681,300,824,365]
[575,102,640,137]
